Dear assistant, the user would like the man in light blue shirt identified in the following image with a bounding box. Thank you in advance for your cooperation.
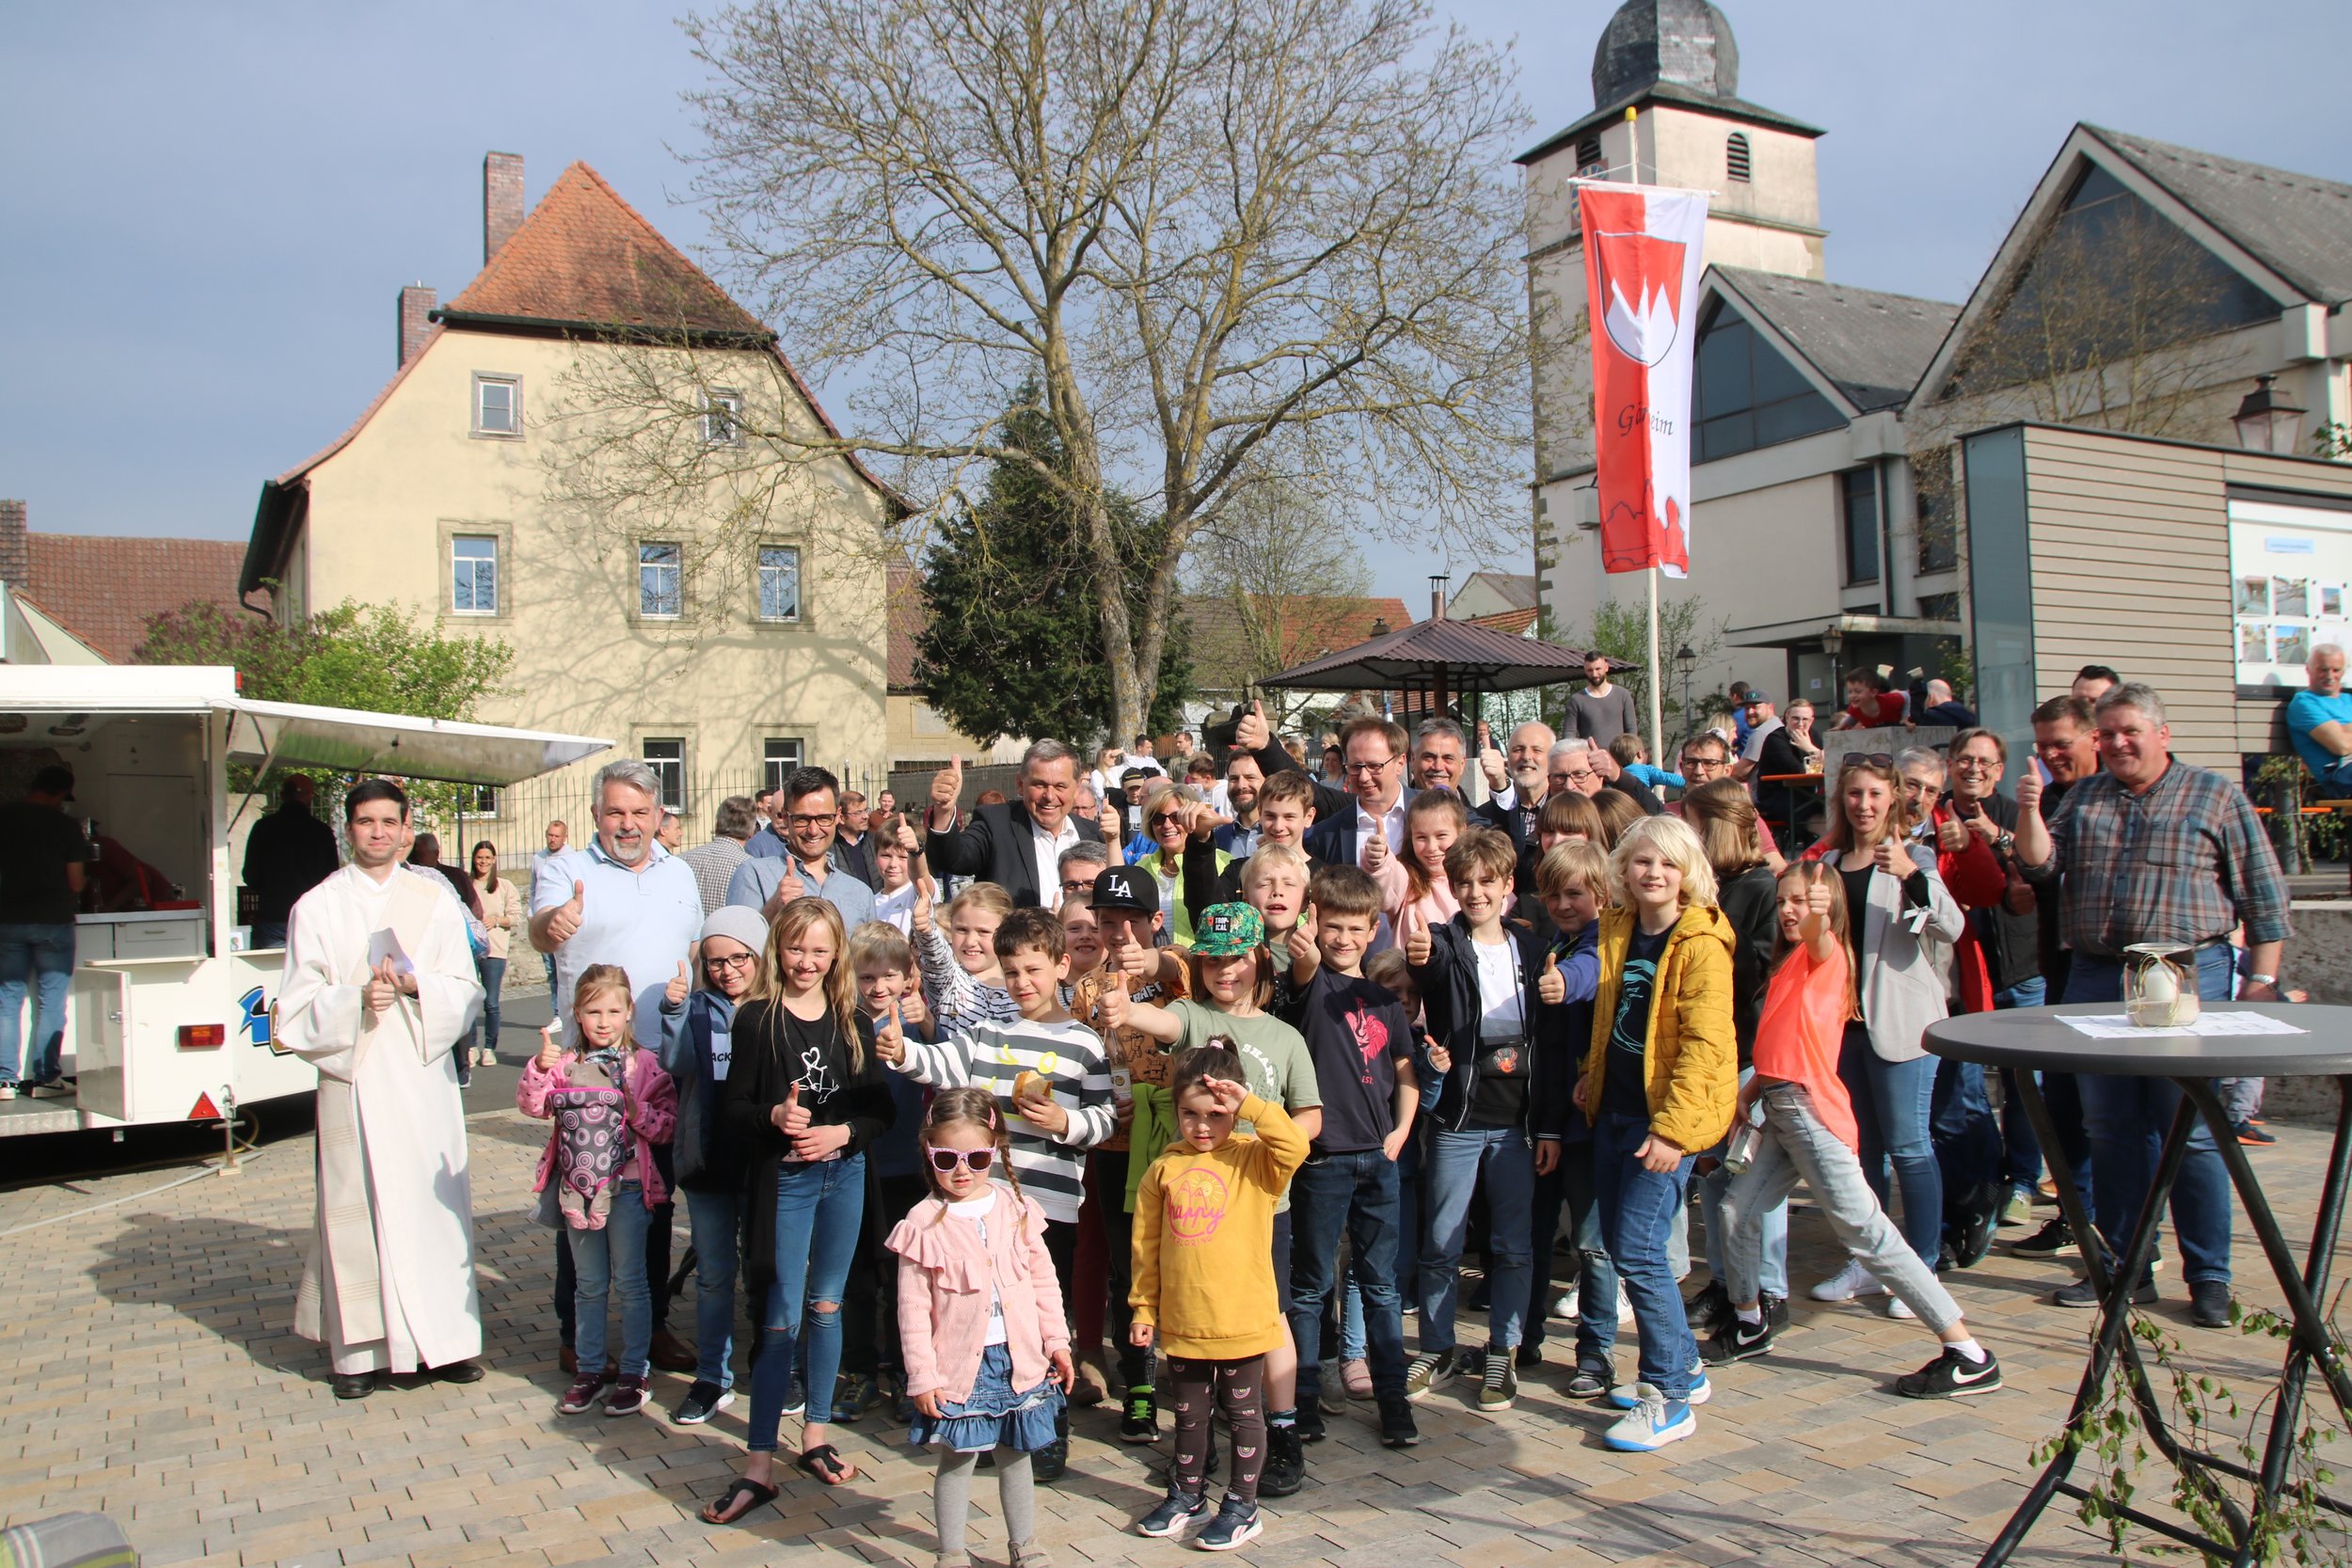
[726,765,877,929]
[2287,643,2352,799]
[532,761,705,1047]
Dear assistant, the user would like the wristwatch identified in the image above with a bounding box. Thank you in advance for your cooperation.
[1994,830,2016,854]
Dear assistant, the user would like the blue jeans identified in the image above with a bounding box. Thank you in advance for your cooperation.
[1291,1148,1408,1402]
[1703,1069,1787,1298]
[1993,977,2048,1194]
[469,956,506,1059]
[1837,1022,1941,1266]
[1418,1125,1535,1354]
[566,1182,654,1379]
[748,1154,866,1450]
[0,924,74,1085]
[1931,1058,2004,1226]
[1525,1136,1622,1370]
[684,1186,742,1390]
[2066,950,2234,1287]
[1393,1130,1422,1298]
[1592,1110,1697,1401]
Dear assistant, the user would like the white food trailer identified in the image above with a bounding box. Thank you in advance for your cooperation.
[0,665,609,1138]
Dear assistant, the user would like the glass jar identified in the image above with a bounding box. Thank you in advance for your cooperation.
[2124,942,2201,1028]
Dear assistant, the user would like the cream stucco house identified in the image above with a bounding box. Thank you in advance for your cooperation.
[240,154,902,852]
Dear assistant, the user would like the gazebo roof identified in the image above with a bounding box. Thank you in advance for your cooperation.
[1259,615,1629,694]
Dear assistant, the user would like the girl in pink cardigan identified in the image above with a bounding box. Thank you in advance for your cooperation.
[1365,790,1466,949]
[518,964,678,1419]
[890,1086,1075,1568]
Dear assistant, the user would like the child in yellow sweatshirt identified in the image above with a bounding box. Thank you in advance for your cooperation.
[1128,1040,1307,1552]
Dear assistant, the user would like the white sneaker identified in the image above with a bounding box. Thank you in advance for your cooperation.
[1602,1382,1697,1452]
[1886,1295,1915,1320]
[1616,1284,1635,1325]
[1555,1286,1581,1323]
[1810,1259,1887,1303]
[0,1085,15,1101]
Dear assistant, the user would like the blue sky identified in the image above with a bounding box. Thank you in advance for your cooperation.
[3,1,2344,607]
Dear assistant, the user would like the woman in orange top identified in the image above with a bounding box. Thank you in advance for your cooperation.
[1706,863,2005,1402]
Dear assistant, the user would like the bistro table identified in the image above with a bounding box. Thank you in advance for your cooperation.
[1926,1002,2352,1567]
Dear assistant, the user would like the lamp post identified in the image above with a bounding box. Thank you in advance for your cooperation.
[1820,624,1845,713]
[2233,373,2307,453]
[1675,642,1697,739]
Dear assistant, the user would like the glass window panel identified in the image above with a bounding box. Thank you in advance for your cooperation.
[452,536,497,613]
[763,738,803,796]
[1842,468,1880,584]
[1695,311,1752,417]
[757,545,801,622]
[643,739,684,810]
[1755,391,1840,447]
[476,378,516,434]
[640,542,682,618]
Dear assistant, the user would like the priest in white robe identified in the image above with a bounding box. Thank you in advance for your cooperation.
[278,778,486,1398]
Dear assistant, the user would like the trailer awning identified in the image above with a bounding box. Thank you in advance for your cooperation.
[221,699,612,787]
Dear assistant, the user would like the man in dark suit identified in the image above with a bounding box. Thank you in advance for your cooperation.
[1473,720,1555,890]
[923,739,1119,909]
[1301,716,1414,873]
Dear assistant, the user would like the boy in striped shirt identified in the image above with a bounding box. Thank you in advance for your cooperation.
[878,904,1112,1481]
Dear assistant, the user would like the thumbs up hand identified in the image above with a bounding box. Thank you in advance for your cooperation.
[1480,739,1508,791]
[897,987,930,1035]
[1233,699,1271,753]
[876,1000,907,1066]
[773,1082,812,1136]
[362,957,399,1014]
[534,1022,564,1071]
[930,755,964,818]
[1362,830,1390,874]
[1098,795,1124,847]
[1405,924,1432,967]
[1537,950,1565,1006]
[665,959,691,1007]
[1099,980,1130,1033]
[764,863,807,922]
[2016,771,2044,816]
[548,879,587,945]
[1286,903,1321,972]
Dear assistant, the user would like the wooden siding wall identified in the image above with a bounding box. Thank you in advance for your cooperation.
[2018,426,2352,771]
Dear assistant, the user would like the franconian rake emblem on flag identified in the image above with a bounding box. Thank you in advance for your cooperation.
[1592,230,1690,368]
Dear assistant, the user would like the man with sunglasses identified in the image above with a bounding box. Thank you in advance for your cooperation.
[726,766,877,930]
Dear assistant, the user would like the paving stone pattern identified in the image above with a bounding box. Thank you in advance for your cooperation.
[2,1101,2340,1565]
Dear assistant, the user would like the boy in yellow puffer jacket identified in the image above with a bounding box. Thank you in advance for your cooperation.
[1573,815,1736,1454]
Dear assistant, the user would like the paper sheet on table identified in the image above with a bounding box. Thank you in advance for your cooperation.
[2058,1011,2306,1039]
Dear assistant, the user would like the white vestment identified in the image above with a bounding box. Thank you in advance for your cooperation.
[280,864,485,1374]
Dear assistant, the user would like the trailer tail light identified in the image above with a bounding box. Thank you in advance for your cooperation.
[178,1023,227,1049]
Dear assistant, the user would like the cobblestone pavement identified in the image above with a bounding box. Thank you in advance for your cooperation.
[2,1097,2339,1566]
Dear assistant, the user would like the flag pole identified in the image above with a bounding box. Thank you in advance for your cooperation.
[1645,564,1664,765]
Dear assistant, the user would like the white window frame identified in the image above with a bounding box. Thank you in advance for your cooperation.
[704,389,745,446]
[643,738,686,811]
[763,738,804,797]
[450,534,499,615]
[472,373,522,438]
[756,543,803,624]
[639,541,683,620]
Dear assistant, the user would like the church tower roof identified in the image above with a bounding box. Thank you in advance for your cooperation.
[1592,0,1740,106]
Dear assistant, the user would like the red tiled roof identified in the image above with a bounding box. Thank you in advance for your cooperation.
[1464,606,1539,636]
[28,533,247,663]
[1184,594,1417,689]
[444,163,770,335]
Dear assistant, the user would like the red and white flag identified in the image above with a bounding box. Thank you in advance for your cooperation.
[1577,183,1710,578]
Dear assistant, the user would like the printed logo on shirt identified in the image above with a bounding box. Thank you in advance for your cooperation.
[1165,1167,1232,1244]
[1344,1002,1390,1085]
[1608,958,1658,1060]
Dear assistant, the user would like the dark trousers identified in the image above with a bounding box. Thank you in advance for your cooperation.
[1168,1355,1267,1505]
[1073,1152,1147,1386]
[839,1170,928,1378]
[1288,1148,1407,1403]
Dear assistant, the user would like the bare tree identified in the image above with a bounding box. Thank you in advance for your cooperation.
[1183,475,1374,728]
[571,0,1532,739]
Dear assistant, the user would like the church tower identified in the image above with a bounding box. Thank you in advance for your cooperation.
[1522,1,1824,513]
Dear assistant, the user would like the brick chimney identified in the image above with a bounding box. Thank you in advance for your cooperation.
[398,283,437,368]
[0,500,27,586]
[484,151,525,264]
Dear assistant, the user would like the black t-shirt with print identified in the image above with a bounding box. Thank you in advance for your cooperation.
[1288,967,1412,1153]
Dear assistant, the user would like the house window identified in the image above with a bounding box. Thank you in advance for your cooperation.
[1725,134,1752,183]
[1914,446,1959,574]
[1917,592,1962,622]
[913,702,949,736]
[1693,300,1843,462]
[643,739,685,810]
[450,535,498,614]
[757,545,802,623]
[1841,467,1882,586]
[705,390,744,446]
[463,784,500,816]
[1575,134,1604,173]
[473,374,520,436]
[639,542,682,619]
[763,738,803,796]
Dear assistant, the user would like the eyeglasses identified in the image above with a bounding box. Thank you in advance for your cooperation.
[1342,756,1398,775]
[927,1147,995,1175]
[1061,877,1097,893]
[787,813,837,828]
[703,952,756,972]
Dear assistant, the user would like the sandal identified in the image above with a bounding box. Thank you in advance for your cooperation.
[700,1475,780,1526]
[796,1444,861,1487]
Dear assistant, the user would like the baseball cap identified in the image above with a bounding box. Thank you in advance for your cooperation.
[1191,902,1263,957]
[1090,865,1158,914]
[1742,689,1772,706]
[1120,767,1156,787]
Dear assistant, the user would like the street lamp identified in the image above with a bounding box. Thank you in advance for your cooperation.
[2233,373,2307,453]
[1820,623,1845,709]
[1674,643,1696,736]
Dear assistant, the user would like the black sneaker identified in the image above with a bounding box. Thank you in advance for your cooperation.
[1120,1384,1158,1444]
[1403,1347,1459,1402]
[1563,1363,1613,1401]
[1684,1279,1731,1336]
[1702,1314,1776,1365]
[2009,1217,2076,1259]
[1135,1487,1207,1538]
[1515,1342,1544,1371]
[671,1380,734,1425]
[1956,1184,2000,1268]
[1292,1402,1326,1443]
[2054,1275,2157,1308]
[1376,1394,1421,1448]
[832,1371,880,1424]
[1033,1435,1069,1483]
[2189,1279,2234,1328]
[1194,1493,1263,1552]
[1896,1346,2004,1399]
[1763,1291,1790,1332]
[1260,1425,1304,1497]
[2235,1122,2279,1147]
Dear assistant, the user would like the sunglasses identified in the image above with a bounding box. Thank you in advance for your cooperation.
[927,1147,995,1175]
[1838,752,1896,772]
[1150,811,1186,827]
